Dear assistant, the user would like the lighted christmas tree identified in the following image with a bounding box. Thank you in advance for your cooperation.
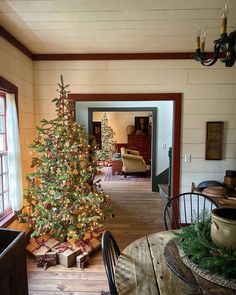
[96,113,116,161]
[19,76,111,241]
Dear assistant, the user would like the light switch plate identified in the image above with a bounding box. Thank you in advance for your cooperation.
[184,154,191,163]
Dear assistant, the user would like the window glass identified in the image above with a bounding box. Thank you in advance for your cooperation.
[0,178,2,194]
[2,155,8,173]
[0,134,6,151]
[4,192,10,209]
[0,197,3,213]
[3,174,8,191]
[0,97,4,115]
[0,116,5,133]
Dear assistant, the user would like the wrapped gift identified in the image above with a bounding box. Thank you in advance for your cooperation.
[76,252,89,269]
[36,234,60,249]
[36,252,57,270]
[83,232,92,240]
[52,242,82,268]
[89,237,101,254]
[26,234,60,257]
[26,240,49,257]
[91,229,103,240]
[68,235,101,255]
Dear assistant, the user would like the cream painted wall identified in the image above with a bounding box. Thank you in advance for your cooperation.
[0,36,35,188]
[34,59,236,192]
[93,111,150,143]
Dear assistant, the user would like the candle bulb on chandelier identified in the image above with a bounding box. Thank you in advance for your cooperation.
[221,3,229,35]
[200,30,206,52]
[195,25,201,50]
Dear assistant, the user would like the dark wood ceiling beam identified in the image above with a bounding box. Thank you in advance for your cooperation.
[1,26,218,61]
[0,26,33,59]
[33,52,193,60]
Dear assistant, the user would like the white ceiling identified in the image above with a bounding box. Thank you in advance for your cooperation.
[0,0,236,54]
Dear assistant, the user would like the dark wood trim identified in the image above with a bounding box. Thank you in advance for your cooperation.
[70,93,181,196]
[0,212,16,228]
[172,96,182,197]
[69,93,181,101]
[34,52,194,61]
[34,52,221,61]
[0,76,19,114]
[0,25,33,59]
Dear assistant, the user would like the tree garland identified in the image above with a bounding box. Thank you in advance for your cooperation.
[174,220,236,280]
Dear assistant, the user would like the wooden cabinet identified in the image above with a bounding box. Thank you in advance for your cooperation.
[112,159,123,175]
[0,229,28,295]
[128,134,151,163]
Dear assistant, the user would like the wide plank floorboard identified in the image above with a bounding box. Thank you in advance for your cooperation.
[27,179,166,294]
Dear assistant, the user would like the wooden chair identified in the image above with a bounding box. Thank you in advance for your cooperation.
[101,231,121,295]
[163,192,219,230]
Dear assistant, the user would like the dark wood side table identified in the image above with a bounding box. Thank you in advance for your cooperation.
[112,158,123,175]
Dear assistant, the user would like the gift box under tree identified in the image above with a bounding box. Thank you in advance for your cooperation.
[26,234,59,257]
[52,242,82,268]
[36,252,57,270]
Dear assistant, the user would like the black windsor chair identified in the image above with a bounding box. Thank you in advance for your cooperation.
[163,192,219,230]
[101,231,121,295]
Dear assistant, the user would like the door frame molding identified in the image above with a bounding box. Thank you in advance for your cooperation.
[68,93,182,197]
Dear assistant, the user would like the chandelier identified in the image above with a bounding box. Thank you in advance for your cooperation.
[192,3,236,67]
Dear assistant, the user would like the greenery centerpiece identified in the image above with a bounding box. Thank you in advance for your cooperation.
[175,219,236,281]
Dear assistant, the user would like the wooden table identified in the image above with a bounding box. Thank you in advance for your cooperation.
[115,231,236,295]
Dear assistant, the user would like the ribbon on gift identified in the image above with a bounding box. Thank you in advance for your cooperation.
[77,238,93,252]
[79,256,89,269]
[31,238,51,253]
[54,242,74,254]
[36,254,55,270]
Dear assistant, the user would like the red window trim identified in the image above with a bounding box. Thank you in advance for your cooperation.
[0,78,18,226]
[0,92,11,221]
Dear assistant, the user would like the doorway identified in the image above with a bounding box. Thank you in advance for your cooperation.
[69,93,182,197]
[88,107,157,189]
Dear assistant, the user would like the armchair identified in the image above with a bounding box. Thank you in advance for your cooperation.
[120,147,146,177]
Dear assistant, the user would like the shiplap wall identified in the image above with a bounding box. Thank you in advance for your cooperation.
[0,37,35,187]
[34,59,236,192]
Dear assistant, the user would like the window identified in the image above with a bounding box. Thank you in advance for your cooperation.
[0,77,23,225]
[0,92,11,220]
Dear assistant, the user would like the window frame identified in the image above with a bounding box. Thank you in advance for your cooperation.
[0,76,19,227]
[0,92,11,221]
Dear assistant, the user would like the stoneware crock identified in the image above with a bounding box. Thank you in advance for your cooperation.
[211,207,236,250]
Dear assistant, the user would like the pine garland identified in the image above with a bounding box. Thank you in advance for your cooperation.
[175,220,236,279]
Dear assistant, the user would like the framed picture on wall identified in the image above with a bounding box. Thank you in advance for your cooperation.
[205,121,224,160]
[135,117,149,134]
[92,121,102,149]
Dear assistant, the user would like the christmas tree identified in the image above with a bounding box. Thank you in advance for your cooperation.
[19,76,111,241]
[96,113,116,162]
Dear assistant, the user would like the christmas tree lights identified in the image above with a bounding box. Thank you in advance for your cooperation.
[96,113,116,162]
[19,76,112,241]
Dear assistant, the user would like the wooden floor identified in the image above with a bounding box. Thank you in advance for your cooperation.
[27,178,166,295]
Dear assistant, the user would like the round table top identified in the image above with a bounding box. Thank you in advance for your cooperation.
[115,231,200,295]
